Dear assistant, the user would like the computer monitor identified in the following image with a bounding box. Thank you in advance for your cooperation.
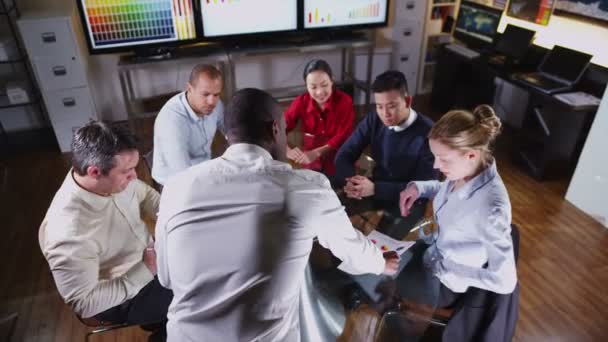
[76,0,198,54]
[539,45,592,84]
[303,0,389,30]
[494,24,535,60]
[454,1,503,46]
[200,0,298,38]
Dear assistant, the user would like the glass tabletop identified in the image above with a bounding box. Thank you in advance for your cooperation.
[302,197,442,342]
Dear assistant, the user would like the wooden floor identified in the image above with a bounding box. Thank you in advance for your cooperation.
[1,99,607,341]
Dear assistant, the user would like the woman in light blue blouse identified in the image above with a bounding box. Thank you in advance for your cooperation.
[399,104,517,307]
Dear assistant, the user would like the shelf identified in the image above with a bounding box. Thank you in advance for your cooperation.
[429,33,452,38]
[433,2,457,7]
[425,61,438,66]
[0,92,41,109]
[0,56,27,64]
[0,6,17,15]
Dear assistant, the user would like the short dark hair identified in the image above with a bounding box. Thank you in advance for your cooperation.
[224,88,281,144]
[71,121,138,176]
[372,70,409,97]
[189,64,222,85]
[302,59,334,81]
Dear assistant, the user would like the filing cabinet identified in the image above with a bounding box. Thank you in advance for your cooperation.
[18,8,97,152]
[392,0,426,95]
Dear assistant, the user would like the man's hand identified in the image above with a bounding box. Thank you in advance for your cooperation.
[344,176,374,199]
[399,184,420,217]
[143,242,157,275]
[286,147,304,161]
[383,251,400,276]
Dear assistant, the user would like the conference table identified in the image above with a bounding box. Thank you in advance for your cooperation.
[300,197,444,342]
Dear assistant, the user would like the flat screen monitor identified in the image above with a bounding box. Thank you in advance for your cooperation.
[454,1,503,45]
[539,45,592,83]
[200,0,298,38]
[77,0,198,54]
[494,24,535,59]
[303,0,389,30]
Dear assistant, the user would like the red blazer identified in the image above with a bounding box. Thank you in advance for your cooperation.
[285,88,355,175]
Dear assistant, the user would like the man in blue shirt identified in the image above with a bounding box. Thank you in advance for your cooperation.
[335,70,437,218]
[152,64,225,186]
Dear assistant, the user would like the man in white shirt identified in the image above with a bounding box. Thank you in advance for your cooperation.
[152,64,226,186]
[39,122,171,338]
[156,88,399,342]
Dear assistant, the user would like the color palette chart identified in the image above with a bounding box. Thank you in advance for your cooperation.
[303,0,387,29]
[201,0,297,37]
[82,0,195,49]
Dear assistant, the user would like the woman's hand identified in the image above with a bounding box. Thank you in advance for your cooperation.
[399,184,420,217]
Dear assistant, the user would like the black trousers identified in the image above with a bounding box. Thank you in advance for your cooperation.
[94,277,173,325]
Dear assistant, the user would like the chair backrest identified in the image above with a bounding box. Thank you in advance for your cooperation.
[511,223,520,263]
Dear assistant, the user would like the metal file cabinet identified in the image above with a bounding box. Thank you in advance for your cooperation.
[18,8,97,152]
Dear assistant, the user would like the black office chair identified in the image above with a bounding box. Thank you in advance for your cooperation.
[426,223,521,341]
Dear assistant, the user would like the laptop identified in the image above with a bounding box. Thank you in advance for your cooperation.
[487,24,535,67]
[514,45,593,95]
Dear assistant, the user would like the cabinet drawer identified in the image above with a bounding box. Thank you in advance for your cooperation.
[393,20,423,51]
[44,87,96,124]
[33,56,87,91]
[18,16,77,59]
[395,0,427,20]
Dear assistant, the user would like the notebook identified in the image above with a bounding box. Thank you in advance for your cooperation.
[513,45,592,95]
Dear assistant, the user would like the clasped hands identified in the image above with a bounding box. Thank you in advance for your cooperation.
[286,147,320,165]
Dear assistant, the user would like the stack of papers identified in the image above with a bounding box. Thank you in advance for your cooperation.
[554,92,601,108]
[366,230,415,256]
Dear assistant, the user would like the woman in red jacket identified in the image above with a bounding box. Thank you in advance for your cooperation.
[285,59,355,176]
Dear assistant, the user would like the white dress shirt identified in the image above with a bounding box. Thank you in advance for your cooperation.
[156,143,385,342]
[388,108,418,132]
[412,161,517,294]
[152,91,225,185]
[39,171,158,318]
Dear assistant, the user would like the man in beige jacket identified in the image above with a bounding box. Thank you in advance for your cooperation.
[39,121,171,337]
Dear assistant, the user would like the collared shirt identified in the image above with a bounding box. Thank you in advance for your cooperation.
[413,161,517,294]
[39,171,159,318]
[152,91,225,185]
[156,143,384,342]
[285,89,355,175]
[388,109,418,132]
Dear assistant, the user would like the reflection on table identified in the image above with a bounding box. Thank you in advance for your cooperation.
[301,197,443,342]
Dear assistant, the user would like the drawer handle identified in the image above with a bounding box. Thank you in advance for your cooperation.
[406,2,415,10]
[41,32,57,43]
[403,29,412,36]
[401,55,410,62]
[53,66,67,76]
[62,97,76,107]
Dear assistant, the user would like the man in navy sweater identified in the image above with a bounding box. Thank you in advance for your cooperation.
[335,70,438,217]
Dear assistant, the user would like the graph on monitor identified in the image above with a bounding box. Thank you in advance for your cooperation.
[200,0,298,37]
[79,0,196,51]
[303,0,388,29]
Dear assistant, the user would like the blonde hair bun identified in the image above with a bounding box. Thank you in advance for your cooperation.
[473,104,502,144]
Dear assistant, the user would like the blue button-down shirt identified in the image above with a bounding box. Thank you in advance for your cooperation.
[412,161,517,294]
[152,91,225,185]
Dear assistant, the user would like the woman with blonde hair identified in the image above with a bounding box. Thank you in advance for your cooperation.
[399,104,517,309]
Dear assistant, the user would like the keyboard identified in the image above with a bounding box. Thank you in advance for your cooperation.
[445,44,480,59]
[519,73,565,89]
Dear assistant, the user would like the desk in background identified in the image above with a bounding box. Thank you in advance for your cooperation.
[117,32,377,142]
[431,45,602,180]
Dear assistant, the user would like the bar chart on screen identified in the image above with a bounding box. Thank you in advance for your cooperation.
[303,0,388,29]
[200,0,297,37]
[81,0,196,49]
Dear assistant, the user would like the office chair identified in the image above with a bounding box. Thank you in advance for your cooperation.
[77,315,138,342]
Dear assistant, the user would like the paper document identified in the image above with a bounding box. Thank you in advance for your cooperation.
[554,92,600,108]
[367,230,415,256]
